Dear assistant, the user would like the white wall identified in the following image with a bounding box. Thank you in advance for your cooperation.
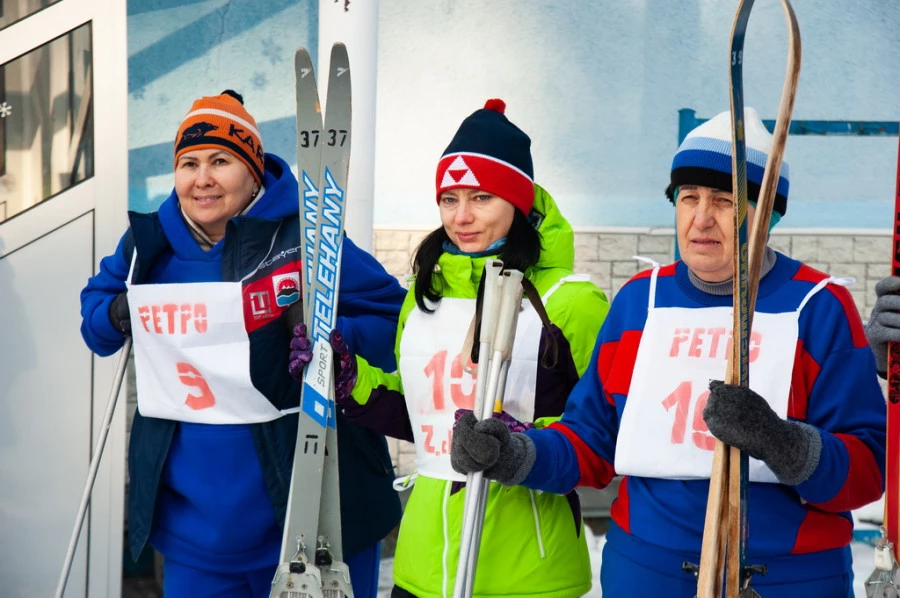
[374,0,900,229]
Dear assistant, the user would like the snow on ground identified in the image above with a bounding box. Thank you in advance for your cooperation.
[377,520,881,597]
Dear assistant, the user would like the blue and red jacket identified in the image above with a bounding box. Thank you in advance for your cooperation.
[522,254,885,582]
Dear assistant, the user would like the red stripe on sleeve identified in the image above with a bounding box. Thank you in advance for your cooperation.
[598,330,643,404]
[792,508,853,555]
[793,265,868,349]
[787,340,820,420]
[811,434,884,512]
[548,422,617,490]
[609,476,631,534]
[825,285,870,349]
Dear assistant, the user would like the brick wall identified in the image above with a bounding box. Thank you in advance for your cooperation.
[123,227,891,486]
[372,227,892,476]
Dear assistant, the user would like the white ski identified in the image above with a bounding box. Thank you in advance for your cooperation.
[270,42,352,598]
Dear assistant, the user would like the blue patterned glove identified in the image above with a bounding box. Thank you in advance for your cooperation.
[453,408,535,434]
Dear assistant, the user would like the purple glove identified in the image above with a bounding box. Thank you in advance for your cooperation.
[329,329,357,406]
[454,408,535,434]
[288,323,313,381]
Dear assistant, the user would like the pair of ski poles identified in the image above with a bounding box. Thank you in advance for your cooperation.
[454,260,525,598]
[55,338,133,598]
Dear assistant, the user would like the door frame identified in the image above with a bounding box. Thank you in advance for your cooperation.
[0,0,128,595]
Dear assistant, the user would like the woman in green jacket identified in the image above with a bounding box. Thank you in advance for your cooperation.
[320,99,610,597]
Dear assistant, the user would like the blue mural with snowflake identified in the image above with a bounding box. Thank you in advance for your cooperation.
[128,1,900,229]
[126,0,316,213]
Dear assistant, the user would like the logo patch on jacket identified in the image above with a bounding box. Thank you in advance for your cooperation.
[273,272,301,307]
[243,261,303,333]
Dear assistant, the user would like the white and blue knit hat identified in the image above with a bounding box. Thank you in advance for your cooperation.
[666,107,790,220]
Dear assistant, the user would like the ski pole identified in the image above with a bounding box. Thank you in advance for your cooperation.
[456,260,503,567]
[455,262,502,596]
[462,271,524,598]
[55,338,132,598]
[455,269,524,598]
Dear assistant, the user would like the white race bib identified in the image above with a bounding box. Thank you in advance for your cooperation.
[400,297,541,481]
[127,254,285,424]
[615,264,840,483]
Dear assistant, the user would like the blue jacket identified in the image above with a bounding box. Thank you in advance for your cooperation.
[80,154,404,564]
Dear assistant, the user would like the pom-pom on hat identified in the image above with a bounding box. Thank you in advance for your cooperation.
[667,107,790,218]
[436,99,535,215]
[174,89,265,185]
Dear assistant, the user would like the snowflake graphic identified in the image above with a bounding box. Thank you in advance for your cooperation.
[251,72,268,90]
[0,101,11,118]
[261,38,284,66]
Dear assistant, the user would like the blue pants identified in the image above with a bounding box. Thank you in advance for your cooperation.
[600,538,853,598]
[163,542,382,598]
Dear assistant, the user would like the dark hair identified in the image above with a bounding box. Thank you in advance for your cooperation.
[412,208,541,313]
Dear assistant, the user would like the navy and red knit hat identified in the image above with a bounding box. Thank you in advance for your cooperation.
[435,99,535,214]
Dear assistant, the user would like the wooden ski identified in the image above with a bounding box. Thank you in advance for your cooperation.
[695,1,801,597]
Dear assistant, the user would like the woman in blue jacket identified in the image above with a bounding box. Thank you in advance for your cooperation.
[80,90,404,598]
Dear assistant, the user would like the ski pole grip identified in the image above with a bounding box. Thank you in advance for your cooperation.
[492,270,525,361]
[479,260,504,345]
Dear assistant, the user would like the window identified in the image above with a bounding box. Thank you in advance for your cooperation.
[0,22,91,222]
[0,0,62,31]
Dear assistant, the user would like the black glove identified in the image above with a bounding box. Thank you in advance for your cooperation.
[703,380,822,486]
[450,411,536,486]
[283,299,304,333]
[867,276,900,378]
[108,292,131,334]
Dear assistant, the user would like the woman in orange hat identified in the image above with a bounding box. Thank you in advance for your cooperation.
[80,90,405,598]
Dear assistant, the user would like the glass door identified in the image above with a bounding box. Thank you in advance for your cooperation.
[0,1,127,596]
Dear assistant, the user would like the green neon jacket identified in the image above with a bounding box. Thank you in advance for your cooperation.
[342,185,610,597]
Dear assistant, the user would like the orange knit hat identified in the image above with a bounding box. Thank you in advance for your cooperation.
[174,90,264,185]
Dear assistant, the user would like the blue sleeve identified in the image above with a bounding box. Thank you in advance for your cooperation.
[335,236,406,373]
[80,231,132,356]
[523,333,620,493]
[522,427,582,494]
[794,351,886,508]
